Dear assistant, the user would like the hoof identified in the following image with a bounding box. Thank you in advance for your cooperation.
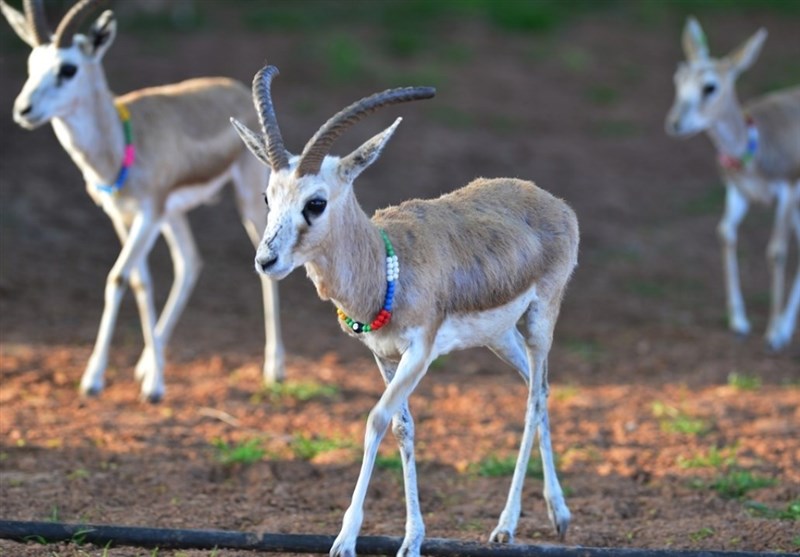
[489,529,513,544]
[140,392,163,404]
[80,386,102,398]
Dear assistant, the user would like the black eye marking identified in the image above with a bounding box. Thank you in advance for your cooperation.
[58,63,78,81]
[56,63,78,86]
[302,198,327,226]
[702,83,717,98]
[262,192,269,208]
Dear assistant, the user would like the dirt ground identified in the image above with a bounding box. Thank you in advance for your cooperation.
[1,2,798,556]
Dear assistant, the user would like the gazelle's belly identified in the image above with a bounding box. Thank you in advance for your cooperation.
[164,169,233,215]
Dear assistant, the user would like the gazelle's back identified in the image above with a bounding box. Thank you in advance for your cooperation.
[746,87,800,181]
[118,77,257,195]
[374,178,579,315]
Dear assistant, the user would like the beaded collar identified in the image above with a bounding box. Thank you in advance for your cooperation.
[718,115,758,172]
[97,102,135,195]
[336,229,398,334]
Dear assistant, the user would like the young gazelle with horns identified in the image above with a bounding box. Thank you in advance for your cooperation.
[1,0,285,402]
[231,65,579,557]
[666,17,800,350]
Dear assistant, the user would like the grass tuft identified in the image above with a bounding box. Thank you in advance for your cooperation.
[212,438,265,466]
[727,372,761,391]
[472,454,546,479]
[744,499,800,520]
[290,435,353,461]
[708,470,776,499]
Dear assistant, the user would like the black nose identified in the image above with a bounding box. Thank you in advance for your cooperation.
[18,104,33,116]
[258,255,278,272]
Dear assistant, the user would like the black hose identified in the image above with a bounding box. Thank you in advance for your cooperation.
[0,520,786,557]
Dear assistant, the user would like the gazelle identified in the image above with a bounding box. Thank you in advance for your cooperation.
[1,0,285,402]
[231,65,579,557]
[666,17,800,350]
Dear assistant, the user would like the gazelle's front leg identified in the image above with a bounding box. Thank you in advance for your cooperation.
[80,210,161,400]
[235,171,285,384]
[374,356,424,557]
[330,340,433,557]
[717,183,751,336]
[134,213,202,391]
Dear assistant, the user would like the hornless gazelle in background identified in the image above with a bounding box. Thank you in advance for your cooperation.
[666,17,800,350]
[231,65,579,557]
[1,0,285,401]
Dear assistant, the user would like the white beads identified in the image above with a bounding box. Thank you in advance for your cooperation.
[386,255,399,282]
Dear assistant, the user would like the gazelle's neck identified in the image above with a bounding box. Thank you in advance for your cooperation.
[706,92,750,159]
[51,68,124,187]
[306,194,388,323]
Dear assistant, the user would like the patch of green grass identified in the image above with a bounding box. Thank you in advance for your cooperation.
[744,499,800,520]
[376,453,404,472]
[708,470,777,499]
[212,438,265,466]
[652,402,710,436]
[560,46,591,73]
[253,380,338,404]
[689,527,715,542]
[563,338,604,364]
[678,445,737,469]
[325,34,366,83]
[290,435,353,461]
[585,85,620,106]
[727,372,761,391]
[472,454,545,479]
[793,535,800,548]
[681,185,726,216]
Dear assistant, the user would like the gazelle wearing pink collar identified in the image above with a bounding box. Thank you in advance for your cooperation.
[1,0,285,401]
[666,17,800,350]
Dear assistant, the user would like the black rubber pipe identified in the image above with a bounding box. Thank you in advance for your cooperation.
[0,520,786,557]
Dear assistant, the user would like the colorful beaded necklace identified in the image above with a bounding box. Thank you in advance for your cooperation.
[718,115,758,172]
[97,102,135,195]
[336,229,398,334]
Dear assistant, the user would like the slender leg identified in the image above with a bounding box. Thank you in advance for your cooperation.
[232,160,285,383]
[717,183,751,336]
[80,210,161,399]
[488,322,569,543]
[374,356,424,557]
[133,213,203,398]
[770,186,800,348]
[765,183,794,350]
[330,339,433,557]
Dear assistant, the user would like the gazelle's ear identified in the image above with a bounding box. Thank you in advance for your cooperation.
[726,28,767,76]
[76,9,116,60]
[338,117,402,184]
[682,16,709,61]
[231,117,270,167]
[0,0,39,47]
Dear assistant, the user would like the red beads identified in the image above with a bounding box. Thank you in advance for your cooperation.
[370,309,392,331]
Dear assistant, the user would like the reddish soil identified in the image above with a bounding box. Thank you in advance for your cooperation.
[1,4,798,556]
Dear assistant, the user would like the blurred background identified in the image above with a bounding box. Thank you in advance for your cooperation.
[0,1,798,554]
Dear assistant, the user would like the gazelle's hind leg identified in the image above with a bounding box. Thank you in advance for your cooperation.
[231,157,285,383]
[773,191,800,347]
[766,183,795,350]
[488,298,570,544]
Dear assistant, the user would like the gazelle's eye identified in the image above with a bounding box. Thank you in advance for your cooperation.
[302,198,327,225]
[262,192,269,208]
[58,63,78,80]
[702,83,717,98]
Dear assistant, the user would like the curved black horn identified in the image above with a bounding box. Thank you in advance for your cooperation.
[53,0,104,48]
[23,0,50,45]
[252,65,289,171]
[296,86,435,177]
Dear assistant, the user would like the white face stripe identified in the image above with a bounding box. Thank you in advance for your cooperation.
[15,43,87,128]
